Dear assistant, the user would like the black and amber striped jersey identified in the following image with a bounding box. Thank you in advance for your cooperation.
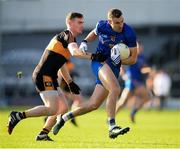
[33,30,76,79]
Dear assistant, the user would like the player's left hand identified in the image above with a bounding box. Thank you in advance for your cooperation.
[68,81,81,94]
[79,40,88,53]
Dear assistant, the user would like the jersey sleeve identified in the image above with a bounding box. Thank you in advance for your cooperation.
[94,21,103,35]
[125,26,137,48]
[94,22,99,35]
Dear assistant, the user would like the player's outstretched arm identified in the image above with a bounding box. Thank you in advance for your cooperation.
[78,29,98,53]
[68,42,92,59]
[68,42,106,62]
[68,29,105,61]
[121,47,137,65]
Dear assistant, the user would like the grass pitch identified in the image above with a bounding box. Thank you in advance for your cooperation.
[0,107,180,148]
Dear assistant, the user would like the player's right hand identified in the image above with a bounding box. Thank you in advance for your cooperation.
[68,81,81,94]
[79,40,88,53]
[111,47,121,66]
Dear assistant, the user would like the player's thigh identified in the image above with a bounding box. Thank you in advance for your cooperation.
[40,90,60,109]
[88,84,108,108]
[34,74,60,106]
[98,63,120,91]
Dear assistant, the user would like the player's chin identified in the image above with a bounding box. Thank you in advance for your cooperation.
[78,30,83,34]
[117,28,123,32]
[77,28,83,34]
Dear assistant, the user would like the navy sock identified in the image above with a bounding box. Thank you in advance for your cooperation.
[62,112,74,122]
[108,118,116,130]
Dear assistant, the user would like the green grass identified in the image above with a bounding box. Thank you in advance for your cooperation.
[0,107,180,148]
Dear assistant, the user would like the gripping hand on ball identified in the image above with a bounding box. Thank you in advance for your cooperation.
[111,47,121,66]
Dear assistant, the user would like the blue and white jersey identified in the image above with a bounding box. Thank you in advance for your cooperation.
[94,20,137,60]
[91,20,137,85]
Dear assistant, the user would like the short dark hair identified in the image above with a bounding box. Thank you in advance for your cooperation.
[108,9,123,19]
[66,12,83,21]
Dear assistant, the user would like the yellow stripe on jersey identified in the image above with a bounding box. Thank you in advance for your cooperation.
[46,36,71,60]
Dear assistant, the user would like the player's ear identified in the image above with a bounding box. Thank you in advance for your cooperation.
[66,19,71,28]
[68,20,72,26]
[68,19,75,27]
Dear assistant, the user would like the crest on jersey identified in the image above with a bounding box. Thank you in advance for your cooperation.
[111,36,116,42]
[109,44,114,49]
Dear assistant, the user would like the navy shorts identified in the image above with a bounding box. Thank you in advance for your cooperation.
[91,59,120,85]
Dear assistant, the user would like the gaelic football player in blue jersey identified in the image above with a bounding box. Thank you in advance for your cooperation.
[53,9,138,139]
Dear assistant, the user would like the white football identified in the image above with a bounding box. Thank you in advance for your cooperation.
[112,43,130,60]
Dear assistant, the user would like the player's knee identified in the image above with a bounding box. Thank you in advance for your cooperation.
[47,106,59,115]
[109,86,121,97]
[73,99,82,106]
[90,102,100,111]
[61,105,68,114]
[48,109,57,115]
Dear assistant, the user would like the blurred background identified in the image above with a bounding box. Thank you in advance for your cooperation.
[0,0,179,109]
